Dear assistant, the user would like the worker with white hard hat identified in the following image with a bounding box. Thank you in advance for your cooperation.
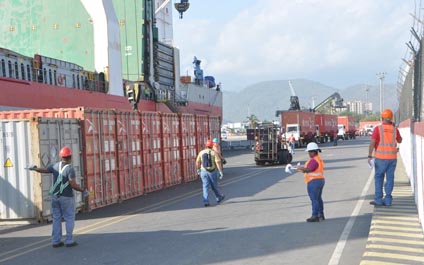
[296,142,325,222]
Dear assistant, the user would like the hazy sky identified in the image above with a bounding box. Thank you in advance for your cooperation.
[172,0,418,92]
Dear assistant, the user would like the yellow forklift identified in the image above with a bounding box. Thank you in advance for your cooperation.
[247,123,292,166]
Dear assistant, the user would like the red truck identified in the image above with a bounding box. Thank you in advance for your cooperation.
[337,116,356,140]
[280,111,315,147]
[359,121,381,136]
[315,114,338,143]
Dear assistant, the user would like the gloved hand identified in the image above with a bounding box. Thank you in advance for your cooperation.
[197,169,201,175]
[219,171,223,180]
[82,189,89,198]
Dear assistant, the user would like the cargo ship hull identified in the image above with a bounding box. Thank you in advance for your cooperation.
[0,76,222,117]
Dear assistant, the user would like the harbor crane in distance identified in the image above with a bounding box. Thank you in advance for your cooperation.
[288,80,301,111]
[313,92,345,113]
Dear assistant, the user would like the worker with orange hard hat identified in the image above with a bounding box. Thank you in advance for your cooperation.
[368,109,402,206]
[196,139,225,207]
[30,146,88,248]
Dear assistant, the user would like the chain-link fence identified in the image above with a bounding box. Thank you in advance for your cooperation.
[397,7,424,123]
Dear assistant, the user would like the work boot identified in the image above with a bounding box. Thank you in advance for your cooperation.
[217,195,225,204]
[306,216,320,222]
[65,242,78,247]
[369,201,383,206]
[52,242,64,248]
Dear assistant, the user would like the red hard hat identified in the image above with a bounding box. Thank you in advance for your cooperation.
[59,146,72,157]
[206,140,214,147]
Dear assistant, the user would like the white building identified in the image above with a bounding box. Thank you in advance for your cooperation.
[346,100,373,114]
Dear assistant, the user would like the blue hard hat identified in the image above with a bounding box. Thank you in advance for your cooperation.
[213,137,219,143]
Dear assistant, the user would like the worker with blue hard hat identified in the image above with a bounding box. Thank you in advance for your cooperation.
[212,137,226,166]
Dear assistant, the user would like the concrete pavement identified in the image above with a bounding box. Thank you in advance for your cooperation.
[361,157,424,264]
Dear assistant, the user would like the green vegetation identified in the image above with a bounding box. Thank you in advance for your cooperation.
[338,111,380,123]
[246,114,259,129]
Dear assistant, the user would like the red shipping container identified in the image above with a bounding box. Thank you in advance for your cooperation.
[337,116,356,139]
[195,115,209,153]
[141,112,164,193]
[81,109,120,209]
[115,110,144,200]
[0,107,121,210]
[315,114,337,141]
[161,113,182,187]
[209,116,221,140]
[180,114,198,182]
[281,111,315,144]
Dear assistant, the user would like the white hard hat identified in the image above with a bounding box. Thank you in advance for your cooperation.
[306,142,321,152]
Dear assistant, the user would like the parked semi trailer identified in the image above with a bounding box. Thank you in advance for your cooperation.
[315,114,338,143]
[337,116,356,140]
[280,111,315,147]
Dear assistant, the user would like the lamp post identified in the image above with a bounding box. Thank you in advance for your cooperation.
[364,85,369,115]
[376,72,387,114]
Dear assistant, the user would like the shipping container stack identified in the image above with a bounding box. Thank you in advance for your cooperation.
[0,108,221,222]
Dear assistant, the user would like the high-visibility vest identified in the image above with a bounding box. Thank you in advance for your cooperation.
[375,124,398,160]
[304,155,325,183]
[49,162,70,196]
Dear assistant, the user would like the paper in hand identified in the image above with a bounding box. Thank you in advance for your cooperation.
[368,159,374,169]
[285,164,293,173]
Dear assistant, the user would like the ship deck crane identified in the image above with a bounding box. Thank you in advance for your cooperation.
[174,0,190,18]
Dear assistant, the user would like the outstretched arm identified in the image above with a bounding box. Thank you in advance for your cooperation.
[32,167,50,174]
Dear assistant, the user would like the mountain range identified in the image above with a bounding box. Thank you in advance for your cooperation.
[222,79,398,123]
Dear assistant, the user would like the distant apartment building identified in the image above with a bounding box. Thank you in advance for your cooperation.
[346,100,373,114]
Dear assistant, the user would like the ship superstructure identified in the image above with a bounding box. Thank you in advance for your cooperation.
[0,0,221,116]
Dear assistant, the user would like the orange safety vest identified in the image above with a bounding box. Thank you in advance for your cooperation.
[374,124,397,160]
[304,155,325,183]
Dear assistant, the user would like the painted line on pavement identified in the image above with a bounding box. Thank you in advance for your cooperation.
[0,169,265,263]
[328,168,374,265]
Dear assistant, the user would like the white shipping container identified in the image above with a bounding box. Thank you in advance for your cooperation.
[0,118,84,222]
[0,120,33,219]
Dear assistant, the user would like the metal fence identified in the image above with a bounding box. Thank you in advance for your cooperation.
[397,8,424,123]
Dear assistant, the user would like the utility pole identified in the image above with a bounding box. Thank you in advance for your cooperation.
[365,85,369,116]
[376,72,387,114]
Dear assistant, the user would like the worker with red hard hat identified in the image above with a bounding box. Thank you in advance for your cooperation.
[196,139,225,207]
[368,109,402,206]
[30,146,88,248]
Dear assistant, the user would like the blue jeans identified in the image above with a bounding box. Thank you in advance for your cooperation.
[289,142,295,154]
[200,170,223,204]
[307,179,325,217]
[374,158,397,205]
[51,196,75,245]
